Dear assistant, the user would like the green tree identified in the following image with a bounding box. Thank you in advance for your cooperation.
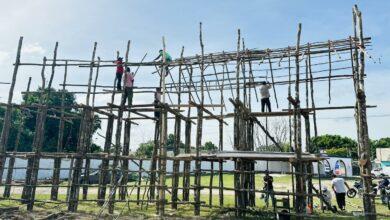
[202,141,217,151]
[325,148,349,157]
[166,133,185,151]
[0,88,101,152]
[135,140,154,158]
[311,135,358,159]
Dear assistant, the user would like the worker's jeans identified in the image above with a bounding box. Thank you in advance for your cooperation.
[261,98,271,112]
[335,192,346,210]
[264,189,276,208]
[116,72,122,90]
[122,87,133,106]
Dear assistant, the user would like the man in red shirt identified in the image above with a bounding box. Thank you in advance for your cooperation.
[114,57,124,90]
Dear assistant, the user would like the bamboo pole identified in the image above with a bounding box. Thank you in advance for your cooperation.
[182,62,193,201]
[0,36,23,184]
[171,46,184,209]
[97,114,114,206]
[108,40,130,214]
[51,60,68,200]
[3,76,31,198]
[307,44,318,137]
[68,41,95,211]
[218,63,225,207]
[136,159,143,204]
[119,119,131,200]
[267,49,279,108]
[292,23,305,215]
[157,36,168,216]
[82,42,97,200]
[353,5,376,219]
[233,29,241,216]
[328,40,332,104]
[194,22,205,216]
[27,40,59,211]
[21,57,46,203]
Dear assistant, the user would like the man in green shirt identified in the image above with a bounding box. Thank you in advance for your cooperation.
[154,49,172,76]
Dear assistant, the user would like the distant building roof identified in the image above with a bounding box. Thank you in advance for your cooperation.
[376,148,390,162]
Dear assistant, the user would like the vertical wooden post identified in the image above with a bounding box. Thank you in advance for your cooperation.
[27,41,58,211]
[83,42,97,200]
[119,118,131,200]
[136,159,143,204]
[182,121,191,201]
[328,40,332,104]
[51,61,68,200]
[218,65,225,207]
[149,116,159,200]
[68,42,96,211]
[288,47,293,151]
[157,109,168,215]
[233,29,241,216]
[353,5,376,219]
[3,76,31,198]
[157,36,168,216]
[21,57,46,203]
[209,161,214,206]
[292,23,305,215]
[183,64,193,202]
[0,36,23,184]
[303,113,313,211]
[92,57,101,108]
[97,114,114,205]
[307,44,318,137]
[97,55,117,205]
[267,50,279,108]
[68,107,92,212]
[171,46,184,209]
[118,43,133,199]
[194,22,205,216]
[108,40,130,214]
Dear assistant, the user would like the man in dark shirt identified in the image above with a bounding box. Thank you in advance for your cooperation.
[263,170,275,208]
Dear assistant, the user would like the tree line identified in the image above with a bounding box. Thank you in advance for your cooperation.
[0,88,101,153]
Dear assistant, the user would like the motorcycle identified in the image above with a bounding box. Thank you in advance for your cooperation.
[347,180,377,198]
[378,178,390,206]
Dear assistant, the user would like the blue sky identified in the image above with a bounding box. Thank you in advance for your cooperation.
[0,0,389,151]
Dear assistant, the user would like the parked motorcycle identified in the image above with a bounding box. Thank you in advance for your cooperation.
[378,178,389,206]
[347,180,377,198]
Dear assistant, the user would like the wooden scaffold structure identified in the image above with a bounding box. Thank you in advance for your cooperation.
[0,5,377,219]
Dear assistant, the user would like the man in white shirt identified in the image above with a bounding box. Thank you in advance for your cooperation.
[260,81,272,112]
[331,174,350,210]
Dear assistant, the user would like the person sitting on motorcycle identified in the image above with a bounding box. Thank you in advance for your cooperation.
[379,177,389,188]
[379,177,389,204]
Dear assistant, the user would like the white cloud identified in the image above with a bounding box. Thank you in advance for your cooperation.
[0,51,10,65]
[22,43,45,55]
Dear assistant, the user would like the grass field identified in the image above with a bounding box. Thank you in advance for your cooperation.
[1,174,389,219]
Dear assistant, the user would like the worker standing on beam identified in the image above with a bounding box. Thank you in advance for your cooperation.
[113,57,124,91]
[122,67,135,108]
[154,49,172,76]
[260,81,272,112]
